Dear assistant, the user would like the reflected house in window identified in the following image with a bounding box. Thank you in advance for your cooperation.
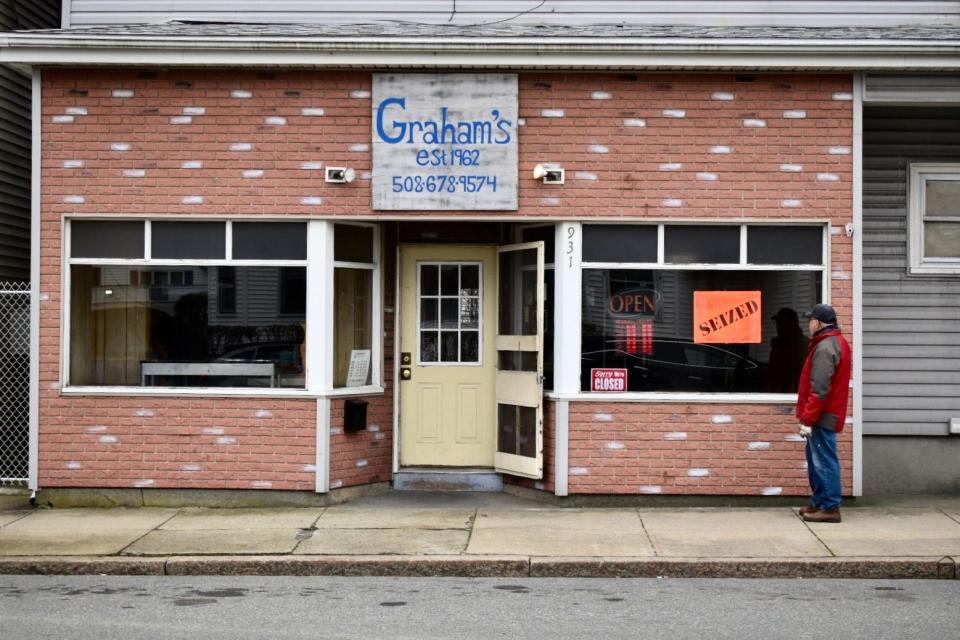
[69,221,308,389]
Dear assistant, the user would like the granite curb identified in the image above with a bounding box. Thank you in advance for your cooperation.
[0,555,954,579]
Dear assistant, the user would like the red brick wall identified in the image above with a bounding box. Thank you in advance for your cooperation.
[567,403,853,496]
[40,68,853,495]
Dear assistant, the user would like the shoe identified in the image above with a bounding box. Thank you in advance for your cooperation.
[803,508,841,523]
[798,505,819,515]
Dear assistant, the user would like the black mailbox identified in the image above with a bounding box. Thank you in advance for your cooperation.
[343,399,368,432]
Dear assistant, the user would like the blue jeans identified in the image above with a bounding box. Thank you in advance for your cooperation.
[805,426,842,510]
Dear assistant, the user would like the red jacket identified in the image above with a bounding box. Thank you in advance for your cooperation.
[795,326,852,431]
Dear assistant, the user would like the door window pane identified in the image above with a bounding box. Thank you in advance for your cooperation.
[748,226,822,265]
[584,225,657,263]
[498,248,538,336]
[71,221,144,259]
[461,332,479,362]
[497,404,536,458]
[440,331,459,361]
[418,262,481,364]
[420,298,438,329]
[233,222,307,260]
[440,265,459,295]
[420,265,439,295]
[664,226,739,264]
[521,225,556,264]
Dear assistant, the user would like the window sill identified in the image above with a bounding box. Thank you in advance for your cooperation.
[909,265,960,276]
[60,385,385,399]
[545,391,798,404]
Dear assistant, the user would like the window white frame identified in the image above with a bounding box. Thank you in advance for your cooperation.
[331,221,382,390]
[908,163,960,275]
[414,260,484,367]
[548,220,830,403]
[61,217,383,397]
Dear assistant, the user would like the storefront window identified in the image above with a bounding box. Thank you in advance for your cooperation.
[68,220,307,389]
[580,224,825,394]
[333,224,378,388]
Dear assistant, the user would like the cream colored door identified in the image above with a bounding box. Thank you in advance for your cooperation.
[399,245,497,467]
[494,242,545,479]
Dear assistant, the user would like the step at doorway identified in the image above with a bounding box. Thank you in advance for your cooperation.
[394,468,503,492]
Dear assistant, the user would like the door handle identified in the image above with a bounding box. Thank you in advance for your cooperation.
[400,367,412,381]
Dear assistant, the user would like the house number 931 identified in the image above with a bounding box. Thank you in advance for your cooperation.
[566,225,576,268]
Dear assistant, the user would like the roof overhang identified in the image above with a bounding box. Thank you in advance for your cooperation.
[3,31,960,71]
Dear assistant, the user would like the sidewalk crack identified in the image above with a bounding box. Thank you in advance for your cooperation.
[461,508,478,555]
[291,507,328,554]
[937,507,960,526]
[796,510,835,557]
[0,511,34,529]
[116,508,182,557]
[636,509,658,557]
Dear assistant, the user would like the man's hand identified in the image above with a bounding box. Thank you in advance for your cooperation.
[797,424,812,439]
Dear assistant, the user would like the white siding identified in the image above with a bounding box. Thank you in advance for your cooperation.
[67,1,960,28]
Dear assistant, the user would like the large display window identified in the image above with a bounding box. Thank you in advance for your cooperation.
[66,219,381,393]
[580,224,826,394]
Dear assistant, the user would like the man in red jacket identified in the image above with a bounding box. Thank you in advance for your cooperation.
[795,304,852,523]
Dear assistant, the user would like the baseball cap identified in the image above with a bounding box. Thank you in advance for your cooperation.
[803,303,837,324]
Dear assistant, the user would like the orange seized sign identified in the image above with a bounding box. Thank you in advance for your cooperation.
[693,291,762,344]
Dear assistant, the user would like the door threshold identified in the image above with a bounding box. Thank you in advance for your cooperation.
[394,468,503,492]
[399,466,496,474]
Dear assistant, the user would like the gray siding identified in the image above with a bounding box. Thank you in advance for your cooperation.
[67,1,960,28]
[0,0,61,282]
[862,106,960,436]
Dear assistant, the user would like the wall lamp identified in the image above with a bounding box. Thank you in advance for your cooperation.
[325,167,356,184]
[532,164,565,185]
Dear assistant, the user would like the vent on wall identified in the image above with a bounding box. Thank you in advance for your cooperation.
[950,417,960,435]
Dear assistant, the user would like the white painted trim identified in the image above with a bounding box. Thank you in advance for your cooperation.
[305,220,327,393]
[852,72,864,498]
[28,69,40,492]
[5,46,960,71]
[907,164,960,275]
[371,223,383,388]
[554,400,569,497]
[58,385,383,399]
[553,222,582,395]
[315,397,330,493]
[320,221,336,390]
[546,391,797,404]
[61,0,71,29]
[581,262,825,271]
[392,242,401,476]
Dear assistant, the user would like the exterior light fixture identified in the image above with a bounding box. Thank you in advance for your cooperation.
[532,163,565,184]
[325,167,356,184]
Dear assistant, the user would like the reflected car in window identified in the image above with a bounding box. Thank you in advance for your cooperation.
[581,337,761,393]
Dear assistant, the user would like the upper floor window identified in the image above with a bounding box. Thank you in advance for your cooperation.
[909,163,960,275]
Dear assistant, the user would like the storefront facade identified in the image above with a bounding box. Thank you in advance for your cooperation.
[18,62,860,499]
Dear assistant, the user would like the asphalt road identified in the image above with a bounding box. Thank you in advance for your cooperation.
[1,576,957,639]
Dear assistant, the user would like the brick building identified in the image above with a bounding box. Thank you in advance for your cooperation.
[1,4,959,501]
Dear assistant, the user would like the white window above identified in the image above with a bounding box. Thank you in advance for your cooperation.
[909,163,960,275]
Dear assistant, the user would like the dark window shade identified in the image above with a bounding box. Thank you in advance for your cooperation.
[583,225,657,263]
[747,226,823,265]
[233,222,306,260]
[72,221,144,259]
[334,224,374,263]
[664,226,739,264]
[152,222,225,259]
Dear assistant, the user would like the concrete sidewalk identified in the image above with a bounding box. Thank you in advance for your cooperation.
[1,491,959,579]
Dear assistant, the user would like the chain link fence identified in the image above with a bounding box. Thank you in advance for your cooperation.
[0,282,29,486]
